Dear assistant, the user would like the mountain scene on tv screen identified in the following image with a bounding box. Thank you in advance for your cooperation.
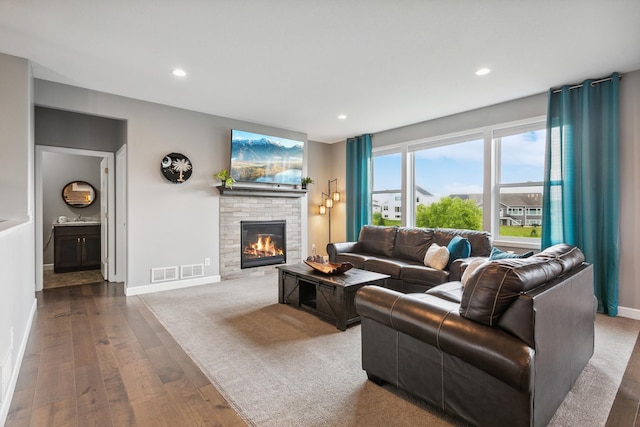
[231,136,303,184]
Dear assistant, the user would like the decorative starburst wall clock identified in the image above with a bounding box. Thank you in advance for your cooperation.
[161,153,193,183]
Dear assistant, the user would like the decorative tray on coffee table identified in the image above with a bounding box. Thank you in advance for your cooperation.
[304,256,353,275]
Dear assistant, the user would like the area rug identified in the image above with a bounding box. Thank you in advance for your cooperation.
[43,269,105,289]
[141,274,640,427]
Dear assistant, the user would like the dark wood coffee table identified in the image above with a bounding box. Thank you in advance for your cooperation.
[277,264,389,330]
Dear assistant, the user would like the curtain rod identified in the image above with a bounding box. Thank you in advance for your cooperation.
[552,74,622,94]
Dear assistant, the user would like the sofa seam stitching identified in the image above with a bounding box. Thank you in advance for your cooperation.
[436,310,454,411]
[461,265,488,317]
[435,310,453,351]
[388,294,404,329]
[489,269,512,326]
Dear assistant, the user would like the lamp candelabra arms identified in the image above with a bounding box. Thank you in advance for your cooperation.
[319,178,341,243]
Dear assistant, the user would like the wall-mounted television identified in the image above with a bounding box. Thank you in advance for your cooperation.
[230,129,304,185]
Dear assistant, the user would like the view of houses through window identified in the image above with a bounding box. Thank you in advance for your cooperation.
[371,120,546,243]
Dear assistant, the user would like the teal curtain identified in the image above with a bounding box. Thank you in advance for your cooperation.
[346,134,372,241]
[542,72,620,316]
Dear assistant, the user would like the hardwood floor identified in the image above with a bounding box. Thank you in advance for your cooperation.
[5,282,246,427]
[5,280,640,426]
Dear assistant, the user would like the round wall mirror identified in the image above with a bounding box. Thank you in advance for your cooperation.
[62,181,97,208]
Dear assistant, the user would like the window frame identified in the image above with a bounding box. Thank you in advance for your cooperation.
[371,145,406,225]
[371,116,546,248]
[492,120,546,246]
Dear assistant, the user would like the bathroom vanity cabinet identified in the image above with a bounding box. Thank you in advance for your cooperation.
[54,224,101,273]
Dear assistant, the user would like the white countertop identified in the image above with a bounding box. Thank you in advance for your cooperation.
[53,221,101,227]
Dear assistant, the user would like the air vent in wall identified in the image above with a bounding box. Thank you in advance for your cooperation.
[151,266,179,283]
[181,264,204,279]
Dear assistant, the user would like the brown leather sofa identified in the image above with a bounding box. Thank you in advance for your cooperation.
[354,243,596,427]
[327,225,492,293]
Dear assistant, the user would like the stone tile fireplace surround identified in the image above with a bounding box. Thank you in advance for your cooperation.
[219,195,302,280]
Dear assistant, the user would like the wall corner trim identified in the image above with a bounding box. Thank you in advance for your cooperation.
[618,306,640,321]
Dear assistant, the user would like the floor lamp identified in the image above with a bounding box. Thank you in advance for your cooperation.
[319,178,341,243]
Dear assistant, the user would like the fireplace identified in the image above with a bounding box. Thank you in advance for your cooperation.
[241,220,286,269]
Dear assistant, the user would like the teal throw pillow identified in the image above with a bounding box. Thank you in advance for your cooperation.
[446,236,471,269]
[488,247,534,260]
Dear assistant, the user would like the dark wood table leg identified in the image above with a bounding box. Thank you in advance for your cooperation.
[336,286,347,331]
[278,269,284,304]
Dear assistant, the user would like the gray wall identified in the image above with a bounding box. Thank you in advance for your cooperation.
[373,93,547,148]
[0,53,33,221]
[34,79,307,290]
[618,69,640,313]
[41,152,102,265]
[304,139,344,256]
[35,106,126,152]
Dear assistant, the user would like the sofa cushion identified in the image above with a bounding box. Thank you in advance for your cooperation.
[358,225,398,257]
[423,243,449,270]
[400,264,450,288]
[488,247,534,260]
[364,257,414,279]
[446,236,471,269]
[460,255,566,326]
[434,228,493,257]
[425,281,463,303]
[393,227,434,262]
[461,257,488,287]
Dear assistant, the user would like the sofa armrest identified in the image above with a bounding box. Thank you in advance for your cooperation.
[355,285,534,392]
[327,241,360,262]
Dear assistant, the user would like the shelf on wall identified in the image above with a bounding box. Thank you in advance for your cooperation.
[215,185,308,198]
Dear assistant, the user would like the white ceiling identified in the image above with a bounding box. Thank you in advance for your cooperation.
[1,1,639,143]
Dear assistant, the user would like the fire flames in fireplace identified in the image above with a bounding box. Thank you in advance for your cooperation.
[243,235,284,258]
[241,220,286,269]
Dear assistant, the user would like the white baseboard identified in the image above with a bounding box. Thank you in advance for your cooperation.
[618,305,640,321]
[0,298,37,426]
[42,263,53,271]
[124,275,221,296]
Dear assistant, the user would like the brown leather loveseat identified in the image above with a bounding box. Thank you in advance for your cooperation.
[327,225,492,293]
[354,243,595,427]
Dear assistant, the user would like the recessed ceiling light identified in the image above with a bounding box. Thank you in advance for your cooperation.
[475,68,491,76]
[338,114,347,120]
[172,69,187,77]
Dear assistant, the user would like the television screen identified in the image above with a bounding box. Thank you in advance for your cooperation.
[230,130,304,185]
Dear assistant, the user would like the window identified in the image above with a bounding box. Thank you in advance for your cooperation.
[370,118,546,245]
[371,151,402,226]
[495,124,546,241]
[412,137,484,230]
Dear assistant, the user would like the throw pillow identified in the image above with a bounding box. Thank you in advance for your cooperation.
[446,236,471,269]
[424,243,449,270]
[488,247,534,260]
[461,258,487,287]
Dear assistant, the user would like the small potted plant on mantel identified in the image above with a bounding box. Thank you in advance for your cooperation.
[301,176,314,190]
[214,169,236,189]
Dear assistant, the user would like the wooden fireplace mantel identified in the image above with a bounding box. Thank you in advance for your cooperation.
[215,185,308,198]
